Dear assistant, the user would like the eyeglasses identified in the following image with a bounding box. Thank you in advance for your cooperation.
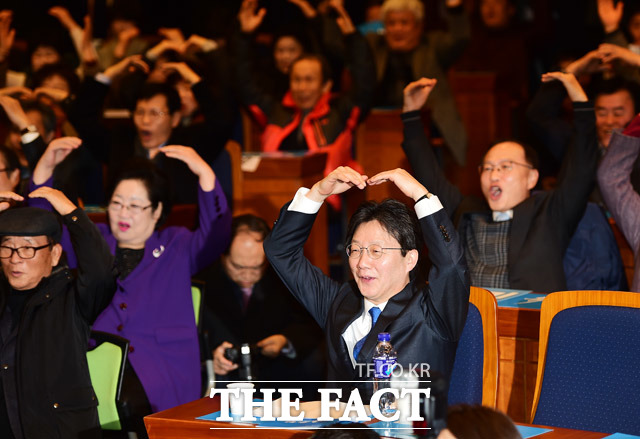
[478,160,533,175]
[108,200,152,215]
[133,109,168,120]
[0,244,51,259]
[345,244,404,260]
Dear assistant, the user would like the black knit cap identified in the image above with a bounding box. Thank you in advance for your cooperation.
[0,207,62,243]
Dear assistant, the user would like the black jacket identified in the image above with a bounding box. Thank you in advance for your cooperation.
[197,262,324,386]
[264,203,469,397]
[0,208,116,438]
[402,101,598,292]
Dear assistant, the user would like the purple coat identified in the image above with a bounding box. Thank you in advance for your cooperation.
[31,179,231,412]
[91,183,231,412]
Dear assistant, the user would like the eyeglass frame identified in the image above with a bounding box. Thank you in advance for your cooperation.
[478,160,534,175]
[0,243,52,259]
[108,200,153,215]
[345,243,405,260]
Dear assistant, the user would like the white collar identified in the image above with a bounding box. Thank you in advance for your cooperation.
[492,209,514,222]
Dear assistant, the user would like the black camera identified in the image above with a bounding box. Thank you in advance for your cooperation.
[224,343,256,381]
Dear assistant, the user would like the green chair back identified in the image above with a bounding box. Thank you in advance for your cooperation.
[192,285,202,327]
[87,342,123,430]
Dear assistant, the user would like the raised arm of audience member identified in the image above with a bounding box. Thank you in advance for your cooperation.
[0,95,49,170]
[0,10,15,88]
[538,72,599,235]
[433,0,471,70]
[48,6,84,59]
[70,55,149,164]
[159,60,232,163]
[31,136,82,186]
[525,52,600,165]
[598,42,640,84]
[28,184,116,319]
[401,78,464,215]
[599,0,628,46]
[234,0,286,115]
[328,0,376,117]
[598,114,640,291]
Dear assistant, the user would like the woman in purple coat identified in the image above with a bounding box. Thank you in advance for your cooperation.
[30,138,232,416]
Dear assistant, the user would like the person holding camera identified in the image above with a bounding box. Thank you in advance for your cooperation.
[201,214,324,392]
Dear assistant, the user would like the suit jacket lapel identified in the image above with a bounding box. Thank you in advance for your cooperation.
[333,285,365,372]
[355,281,415,363]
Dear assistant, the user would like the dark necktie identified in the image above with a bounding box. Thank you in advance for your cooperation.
[353,307,381,362]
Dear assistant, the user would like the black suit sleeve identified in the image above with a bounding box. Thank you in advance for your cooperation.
[63,208,116,323]
[263,202,341,329]
[526,81,572,163]
[548,102,599,242]
[419,208,470,342]
[401,111,464,216]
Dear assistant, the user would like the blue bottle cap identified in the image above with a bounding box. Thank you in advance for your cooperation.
[377,332,390,342]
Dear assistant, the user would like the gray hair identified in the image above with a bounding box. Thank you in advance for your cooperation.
[380,0,425,22]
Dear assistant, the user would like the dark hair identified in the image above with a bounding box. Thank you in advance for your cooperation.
[446,405,522,439]
[28,33,64,61]
[224,214,271,255]
[590,76,640,113]
[291,53,333,84]
[31,62,80,96]
[274,27,311,53]
[232,214,271,241]
[345,199,421,257]
[0,145,21,174]
[20,100,57,135]
[107,158,173,229]
[482,139,539,170]
[136,82,181,114]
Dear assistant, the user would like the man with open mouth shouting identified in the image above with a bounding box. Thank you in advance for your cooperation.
[401,74,597,292]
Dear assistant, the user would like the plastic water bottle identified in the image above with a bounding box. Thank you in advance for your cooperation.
[372,332,397,416]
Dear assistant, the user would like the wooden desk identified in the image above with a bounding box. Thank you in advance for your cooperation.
[144,397,608,439]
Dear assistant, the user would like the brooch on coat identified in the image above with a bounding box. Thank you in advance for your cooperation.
[152,245,165,258]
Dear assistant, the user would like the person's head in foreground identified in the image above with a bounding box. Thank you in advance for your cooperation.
[310,422,380,438]
[222,214,270,289]
[0,207,63,291]
[438,404,522,439]
[345,198,421,305]
[478,140,539,212]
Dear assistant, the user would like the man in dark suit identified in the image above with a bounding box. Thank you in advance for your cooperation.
[263,167,469,397]
[197,214,324,393]
[401,74,597,293]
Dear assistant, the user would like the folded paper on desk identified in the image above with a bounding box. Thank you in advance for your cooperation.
[487,287,546,309]
[601,434,640,439]
[516,425,552,438]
